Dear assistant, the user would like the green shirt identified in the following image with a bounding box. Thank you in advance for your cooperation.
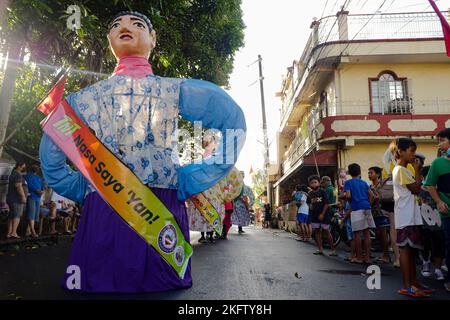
[325,185,336,215]
[424,156,450,219]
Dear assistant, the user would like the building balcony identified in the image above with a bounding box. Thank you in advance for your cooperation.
[279,10,449,131]
[280,97,450,175]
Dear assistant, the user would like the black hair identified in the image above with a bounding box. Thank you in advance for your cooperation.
[368,166,382,179]
[308,175,320,184]
[108,11,153,31]
[14,161,26,170]
[348,163,361,177]
[437,128,450,141]
[30,164,40,174]
[295,184,302,191]
[391,137,417,159]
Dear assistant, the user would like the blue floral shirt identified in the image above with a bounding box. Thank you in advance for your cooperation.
[40,74,246,203]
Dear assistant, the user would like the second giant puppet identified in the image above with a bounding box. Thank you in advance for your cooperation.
[39,11,246,293]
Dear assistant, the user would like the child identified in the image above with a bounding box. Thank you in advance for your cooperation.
[342,201,356,261]
[392,138,431,297]
[424,128,450,292]
[344,163,375,264]
[368,166,390,264]
[338,168,347,195]
[294,185,310,241]
[420,165,446,281]
[307,175,336,256]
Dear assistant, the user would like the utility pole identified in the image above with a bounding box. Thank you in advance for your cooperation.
[257,55,272,210]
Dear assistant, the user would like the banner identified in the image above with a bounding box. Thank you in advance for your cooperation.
[40,99,192,279]
[429,0,450,57]
[190,193,223,235]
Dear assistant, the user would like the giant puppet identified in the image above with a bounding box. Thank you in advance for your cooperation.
[39,11,246,293]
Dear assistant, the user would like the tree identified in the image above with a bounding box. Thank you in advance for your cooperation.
[251,168,267,209]
[0,0,245,159]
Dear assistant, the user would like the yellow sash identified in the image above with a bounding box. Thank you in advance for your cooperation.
[41,100,192,279]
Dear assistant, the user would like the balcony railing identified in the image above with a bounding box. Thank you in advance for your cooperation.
[318,98,450,116]
[279,11,449,125]
[281,97,450,175]
[318,11,449,44]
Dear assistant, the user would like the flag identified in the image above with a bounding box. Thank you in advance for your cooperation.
[37,75,66,116]
[429,0,450,57]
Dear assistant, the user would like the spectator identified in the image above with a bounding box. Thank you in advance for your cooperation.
[71,203,81,233]
[264,203,271,228]
[51,191,74,235]
[392,138,431,297]
[321,176,337,222]
[420,165,446,281]
[368,166,390,264]
[222,200,233,239]
[338,168,347,195]
[6,162,27,239]
[307,175,336,256]
[344,163,375,264]
[294,185,310,242]
[24,164,45,238]
[424,128,450,292]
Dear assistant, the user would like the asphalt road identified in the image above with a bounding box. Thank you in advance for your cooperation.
[1,225,450,300]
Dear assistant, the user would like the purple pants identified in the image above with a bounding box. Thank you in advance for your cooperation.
[62,189,192,293]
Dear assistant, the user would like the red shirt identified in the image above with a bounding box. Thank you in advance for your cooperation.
[224,201,233,210]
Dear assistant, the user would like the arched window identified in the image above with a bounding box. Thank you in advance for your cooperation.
[370,71,411,114]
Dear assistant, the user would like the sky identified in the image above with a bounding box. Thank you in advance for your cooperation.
[227,0,450,185]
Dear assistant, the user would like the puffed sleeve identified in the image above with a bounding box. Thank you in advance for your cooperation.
[39,94,88,204]
[177,79,246,201]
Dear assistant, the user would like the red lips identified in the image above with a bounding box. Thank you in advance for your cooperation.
[119,34,133,40]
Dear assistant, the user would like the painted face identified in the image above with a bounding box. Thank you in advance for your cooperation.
[107,15,156,59]
[438,137,450,153]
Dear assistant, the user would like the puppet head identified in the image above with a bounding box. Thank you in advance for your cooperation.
[107,11,156,59]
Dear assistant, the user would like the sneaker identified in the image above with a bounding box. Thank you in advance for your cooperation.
[421,261,431,277]
[435,268,445,281]
[198,237,207,243]
[442,265,449,273]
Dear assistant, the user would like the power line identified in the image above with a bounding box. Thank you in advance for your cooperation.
[321,0,330,18]
[341,1,434,74]
[337,0,390,58]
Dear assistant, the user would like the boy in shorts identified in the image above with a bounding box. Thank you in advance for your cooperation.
[344,163,375,264]
[307,175,336,256]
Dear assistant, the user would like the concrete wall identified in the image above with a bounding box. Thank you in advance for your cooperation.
[339,64,450,112]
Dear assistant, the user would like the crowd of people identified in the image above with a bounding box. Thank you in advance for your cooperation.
[285,129,450,298]
[8,127,450,298]
[3,162,80,240]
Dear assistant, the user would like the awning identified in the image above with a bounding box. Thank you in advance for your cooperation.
[273,149,336,188]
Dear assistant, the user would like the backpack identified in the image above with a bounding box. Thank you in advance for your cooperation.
[379,177,394,203]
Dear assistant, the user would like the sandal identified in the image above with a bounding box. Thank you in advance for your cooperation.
[350,259,364,264]
[329,251,338,257]
[398,287,429,298]
[376,257,390,264]
[313,250,324,255]
[413,284,434,294]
